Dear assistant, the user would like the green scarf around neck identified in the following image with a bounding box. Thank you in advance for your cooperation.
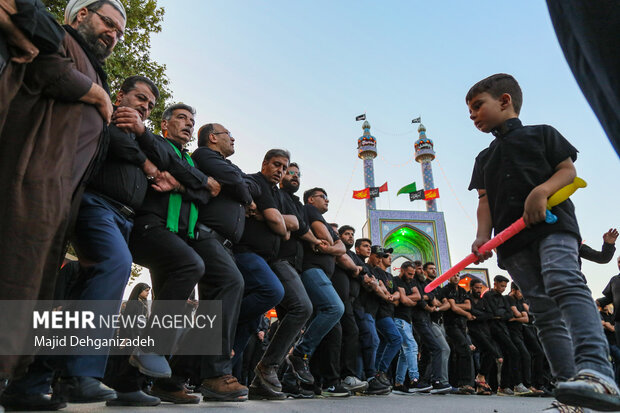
[165,140,198,239]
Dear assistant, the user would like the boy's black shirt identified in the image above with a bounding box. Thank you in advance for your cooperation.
[411,277,433,323]
[506,295,527,332]
[373,267,396,320]
[393,276,416,323]
[482,289,513,324]
[302,204,339,276]
[468,291,493,327]
[441,283,470,327]
[468,118,581,266]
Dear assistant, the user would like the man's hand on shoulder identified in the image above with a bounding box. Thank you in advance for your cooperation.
[113,106,146,136]
[603,228,619,245]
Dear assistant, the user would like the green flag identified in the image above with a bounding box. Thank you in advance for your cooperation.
[397,182,417,196]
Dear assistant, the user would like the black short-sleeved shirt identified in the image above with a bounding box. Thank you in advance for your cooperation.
[600,274,620,321]
[234,172,281,260]
[506,295,527,332]
[362,266,382,318]
[374,267,396,320]
[411,277,432,323]
[600,311,616,345]
[430,284,445,324]
[277,191,309,269]
[468,118,581,265]
[346,250,363,299]
[441,283,470,326]
[394,276,416,323]
[302,204,339,276]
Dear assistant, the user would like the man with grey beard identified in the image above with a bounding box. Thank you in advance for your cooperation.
[0,1,125,409]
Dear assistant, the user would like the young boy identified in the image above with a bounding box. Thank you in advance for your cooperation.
[466,73,620,412]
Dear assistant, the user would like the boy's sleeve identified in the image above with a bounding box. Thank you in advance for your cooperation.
[468,156,485,191]
[543,126,578,167]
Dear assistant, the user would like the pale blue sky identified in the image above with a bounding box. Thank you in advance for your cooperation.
[128,1,620,298]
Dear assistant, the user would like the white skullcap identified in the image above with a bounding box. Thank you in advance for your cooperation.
[64,0,127,25]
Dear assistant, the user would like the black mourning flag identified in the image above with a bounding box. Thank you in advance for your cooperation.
[409,189,425,201]
[369,187,380,198]
[356,114,366,121]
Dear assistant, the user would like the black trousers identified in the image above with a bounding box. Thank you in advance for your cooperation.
[444,322,473,386]
[523,325,546,388]
[509,326,532,387]
[331,269,359,378]
[310,322,343,388]
[468,324,500,381]
[260,260,312,367]
[412,317,443,383]
[489,322,521,388]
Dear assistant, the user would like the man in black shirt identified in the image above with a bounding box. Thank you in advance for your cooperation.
[468,278,500,395]
[598,257,620,347]
[350,239,391,395]
[246,160,320,399]
[393,261,422,394]
[370,248,402,387]
[410,262,451,394]
[482,275,528,396]
[442,275,474,394]
[288,188,348,397]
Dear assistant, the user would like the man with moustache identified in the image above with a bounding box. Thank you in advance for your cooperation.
[0,0,124,388]
[141,123,252,403]
[245,160,321,400]
[124,104,220,384]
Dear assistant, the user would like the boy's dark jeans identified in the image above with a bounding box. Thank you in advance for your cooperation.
[503,232,615,381]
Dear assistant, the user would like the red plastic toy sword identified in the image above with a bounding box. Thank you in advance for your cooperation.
[424,177,587,293]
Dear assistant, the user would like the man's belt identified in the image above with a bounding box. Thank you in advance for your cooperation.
[196,223,233,250]
[91,191,135,219]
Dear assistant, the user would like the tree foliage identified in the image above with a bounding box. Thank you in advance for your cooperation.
[42,0,171,132]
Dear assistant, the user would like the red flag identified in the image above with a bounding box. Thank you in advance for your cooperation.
[353,188,370,199]
[424,188,440,200]
[379,182,388,192]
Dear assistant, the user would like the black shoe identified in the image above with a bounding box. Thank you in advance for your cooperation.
[364,378,391,395]
[53,376,116,403]
[286,354,314,385]
[392,384,411,395]
[429,381,452,395]
[375,372,391,387]
[106,390,161,406]
[129,349,171,378]
[248,382,286,400]
[321,383,351,397]
[409,379,433,393]
[0,392,66,411]
[254,362,282,392]
[282,381,315,399]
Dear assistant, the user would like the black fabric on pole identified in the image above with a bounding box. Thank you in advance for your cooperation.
[409,189,425,201]
[356,114,366,121]
[546,0,620,158]
[369,187,379,198]
[411,117,421,123]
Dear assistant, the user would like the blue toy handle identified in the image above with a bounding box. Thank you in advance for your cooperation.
[545,209,557,224]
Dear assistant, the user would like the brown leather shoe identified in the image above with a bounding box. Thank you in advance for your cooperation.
[201,375,248,402]
[149,384,200,404]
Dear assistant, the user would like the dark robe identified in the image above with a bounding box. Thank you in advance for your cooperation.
[0,29,105,377]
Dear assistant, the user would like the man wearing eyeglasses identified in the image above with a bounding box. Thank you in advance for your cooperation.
[0,0,126,406]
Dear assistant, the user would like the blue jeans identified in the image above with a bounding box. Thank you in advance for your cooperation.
[503,232,615,381]
[294,268,344,357]
[394,318,419,384]
[354,307,380,379]
[232,252,284,360]
[67,192,134,378]
[375,316,402,373]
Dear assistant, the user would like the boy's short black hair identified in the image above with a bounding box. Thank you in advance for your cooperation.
[401,261,415,271]
[511,282,520,291]
[423,261,435,270]
[494,275,510,283]
[466,73,523,115]
[338,225,355,236]
[354,238,371,248]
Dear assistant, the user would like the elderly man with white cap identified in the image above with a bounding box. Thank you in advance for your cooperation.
[0,0,126,411]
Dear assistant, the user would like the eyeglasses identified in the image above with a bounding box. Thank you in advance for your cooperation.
[286,170,301,177]
[213,131,233,138]
[91,10,124,41]
[312,193,328,201]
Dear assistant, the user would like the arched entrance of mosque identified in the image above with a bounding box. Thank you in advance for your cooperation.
[383,225,437,274]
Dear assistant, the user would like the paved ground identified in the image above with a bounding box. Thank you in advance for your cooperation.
[25,394,555,413]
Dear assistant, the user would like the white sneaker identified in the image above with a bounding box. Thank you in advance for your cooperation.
[342,376,368,392]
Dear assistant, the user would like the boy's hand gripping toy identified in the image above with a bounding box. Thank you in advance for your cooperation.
[424,177,587,293]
